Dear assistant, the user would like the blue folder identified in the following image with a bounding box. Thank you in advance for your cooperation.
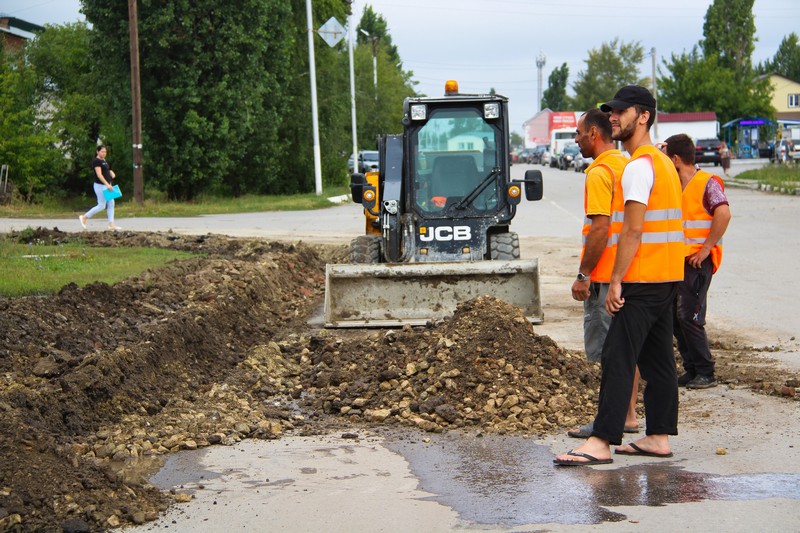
[103,185,122,201]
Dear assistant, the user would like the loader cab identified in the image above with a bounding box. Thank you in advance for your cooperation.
[404,93,512,221]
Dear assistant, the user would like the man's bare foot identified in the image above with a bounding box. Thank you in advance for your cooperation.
[615,435,672,457]
[554,436,611,465]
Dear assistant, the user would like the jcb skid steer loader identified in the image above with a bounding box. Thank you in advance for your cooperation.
[325,80,545,327]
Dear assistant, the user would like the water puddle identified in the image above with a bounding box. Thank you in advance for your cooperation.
[385,431,800,525]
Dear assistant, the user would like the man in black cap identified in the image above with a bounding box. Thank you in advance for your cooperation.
[554,86,684,466]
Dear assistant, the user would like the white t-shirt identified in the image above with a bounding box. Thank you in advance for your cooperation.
[621,157,654,205]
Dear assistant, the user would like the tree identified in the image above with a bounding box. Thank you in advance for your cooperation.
[540,63,570,111]
[659,46,772,125]
[763,33,800,81]
[354,7,416,150]
[572,39,645,111]
[24,22,116,195]
[509,131,524,147]
[82,0,298,199]
[660,0,772,126]
[0,45,63,201]
[701,0,756,77]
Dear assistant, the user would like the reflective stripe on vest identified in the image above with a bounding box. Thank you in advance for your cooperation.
[682,169,724,273]
[609,145,684,283]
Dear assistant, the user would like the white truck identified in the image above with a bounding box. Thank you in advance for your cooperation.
[549,127,576,165]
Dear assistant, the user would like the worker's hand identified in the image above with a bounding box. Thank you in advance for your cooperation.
[686,249,709,269]
[605,281,624,316]
[107,184,114,191]
[571,279,590,301]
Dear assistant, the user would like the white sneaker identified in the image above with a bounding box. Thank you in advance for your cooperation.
[108,223,122,231]
[79,215,87,229]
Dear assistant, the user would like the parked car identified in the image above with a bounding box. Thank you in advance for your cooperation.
[574,152,593,172]
[348,150,380,174]
[530,145,549,165]
[518,148,537,163]
[774,138,800,164]
[540,148,553,167]
[558,143,580,170]
[695,138,722,165]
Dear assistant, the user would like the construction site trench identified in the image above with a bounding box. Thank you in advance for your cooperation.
[0,228,797,532]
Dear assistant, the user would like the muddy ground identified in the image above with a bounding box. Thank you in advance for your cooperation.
[0,229,797,532]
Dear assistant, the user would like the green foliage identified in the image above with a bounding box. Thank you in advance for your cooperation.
[0,236,195,296]
[6,1,416,201]
[509,131,524,147]
[660,0,772,126]
[82,0,297,199]
[23,22,116,195]
[540,63,570,111]
[572,39,645,111]
[760,33,800,81]
[659,47,772,124]
[0,46,63,201]
[701,0,756,76]
[354,7,417,150]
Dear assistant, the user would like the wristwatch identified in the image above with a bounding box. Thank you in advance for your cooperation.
[577,272,590,282]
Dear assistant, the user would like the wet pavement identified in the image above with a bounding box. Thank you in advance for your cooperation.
[387,431,800,526]
[130,404,800,533]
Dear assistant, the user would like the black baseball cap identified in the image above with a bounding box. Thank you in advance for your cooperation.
[600,85,656,112]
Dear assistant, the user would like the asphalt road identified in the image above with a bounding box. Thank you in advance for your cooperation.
[2,158,800,532]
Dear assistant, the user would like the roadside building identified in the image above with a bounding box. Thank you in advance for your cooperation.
[0,15,43,54]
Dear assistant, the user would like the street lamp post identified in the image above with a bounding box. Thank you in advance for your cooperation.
[360,29,378,100]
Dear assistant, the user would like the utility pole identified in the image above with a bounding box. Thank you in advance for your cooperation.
[348,10,358,178]
[127,0,143,204]
[650,46,658,139]
[536,52,546,112]
[305,0,323,195]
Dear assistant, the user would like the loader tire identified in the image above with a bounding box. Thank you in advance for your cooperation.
[350,235,382,264]
[490,232,520,260]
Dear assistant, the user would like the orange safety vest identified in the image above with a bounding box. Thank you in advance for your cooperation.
[682,169,724,273]
[609,145,684,283]
[581,150,627,282]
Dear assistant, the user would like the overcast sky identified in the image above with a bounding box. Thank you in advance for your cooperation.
[3,0,799,133]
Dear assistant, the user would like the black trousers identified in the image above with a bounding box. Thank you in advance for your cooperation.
[673,258,715,377]
[592,282,679,445]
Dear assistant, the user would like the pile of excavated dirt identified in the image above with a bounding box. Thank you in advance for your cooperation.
[0,228,796,532]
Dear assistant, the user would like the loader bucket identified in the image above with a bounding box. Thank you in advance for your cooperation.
[324,259,542,328]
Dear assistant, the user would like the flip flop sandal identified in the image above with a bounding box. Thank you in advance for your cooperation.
[553,451,613,466]
[615,442,673,458]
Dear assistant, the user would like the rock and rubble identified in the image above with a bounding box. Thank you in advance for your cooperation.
[0,228,796,532]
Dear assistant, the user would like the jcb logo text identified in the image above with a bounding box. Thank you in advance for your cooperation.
[420,226,472,242]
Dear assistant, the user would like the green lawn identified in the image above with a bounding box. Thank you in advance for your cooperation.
[734,164,800,189]
[0,187,352,218]
[0,236,196,296]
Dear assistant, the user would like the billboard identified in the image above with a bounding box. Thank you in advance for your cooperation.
[548,112,577,132]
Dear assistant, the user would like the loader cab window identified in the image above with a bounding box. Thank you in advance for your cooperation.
[412,107,501,214]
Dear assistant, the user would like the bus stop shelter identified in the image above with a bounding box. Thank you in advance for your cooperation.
[721,117,777,158]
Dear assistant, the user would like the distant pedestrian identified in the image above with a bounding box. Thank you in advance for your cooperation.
[79,145,121,230]
[567,108,640,439]
[554,85,684,466]
[719,141,732,177]
[664,134,731,390]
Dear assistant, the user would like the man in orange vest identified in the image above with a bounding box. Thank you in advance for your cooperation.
[567,108,641,438]
[664,134,731,390]
[555,86,684,466]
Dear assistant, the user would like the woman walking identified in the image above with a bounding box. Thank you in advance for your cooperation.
[719,141,732,177]
[79,145,121,230]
